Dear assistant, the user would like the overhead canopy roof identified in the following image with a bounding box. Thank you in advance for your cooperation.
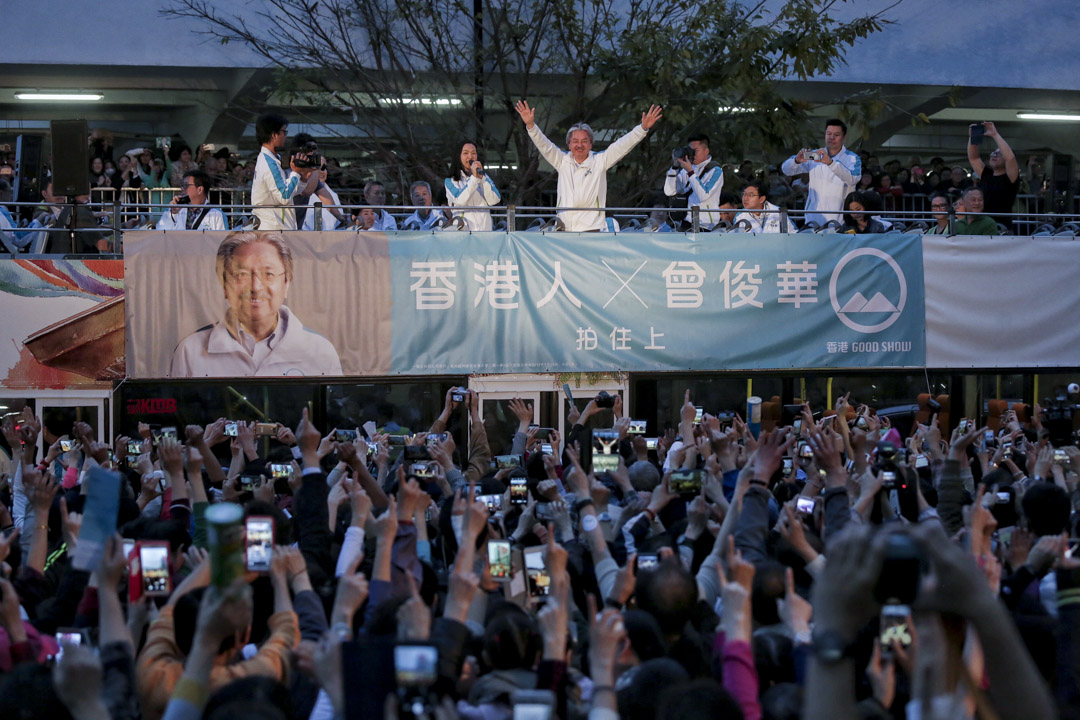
[3,0,1079,158]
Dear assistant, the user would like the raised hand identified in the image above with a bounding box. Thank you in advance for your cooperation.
[515,100,536,129]
[641,104,663,130]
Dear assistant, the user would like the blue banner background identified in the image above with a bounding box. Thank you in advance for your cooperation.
[389,232,925,373]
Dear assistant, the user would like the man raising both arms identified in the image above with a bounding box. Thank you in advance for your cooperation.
[781,118,861,228]
[516,100,662,231]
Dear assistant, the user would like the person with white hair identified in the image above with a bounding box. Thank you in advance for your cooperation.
[515,100,662,231]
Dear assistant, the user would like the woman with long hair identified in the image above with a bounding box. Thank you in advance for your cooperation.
[444,141,501,231]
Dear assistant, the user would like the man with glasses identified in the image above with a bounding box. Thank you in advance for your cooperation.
[967,121,1020,230]
[169,231,343,377]
[156,170,227,231]
[733,180,781,234]
[251,113,321,231]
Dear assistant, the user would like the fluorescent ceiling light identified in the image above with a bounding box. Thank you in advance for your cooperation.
[1016,112,1080,122]
[15,92,103,101]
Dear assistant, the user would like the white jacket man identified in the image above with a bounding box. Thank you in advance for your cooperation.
[663,134,724,228]
[516,100,663,231]
[157,169,227,231]
[780,118,861,227]
[733,181,782,234]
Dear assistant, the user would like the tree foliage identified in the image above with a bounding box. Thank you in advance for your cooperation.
[164,0,898,206]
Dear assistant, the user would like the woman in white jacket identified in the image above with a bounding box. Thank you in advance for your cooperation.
[444,142,502,231]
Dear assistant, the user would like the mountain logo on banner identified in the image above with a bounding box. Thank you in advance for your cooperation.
[838,292,899,314]
[829,248,907,334]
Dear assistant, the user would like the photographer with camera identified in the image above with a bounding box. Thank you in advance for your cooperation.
[250,113,322,231]
[663,133,724,230]
[156,169,226,231]
[781,118,861,228]
[287,133,346,231]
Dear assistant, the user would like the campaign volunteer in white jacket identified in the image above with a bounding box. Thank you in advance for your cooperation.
[781,118,861,227]
[515,100,663,231]
[445,142,501,231]
[156,169,227,231]
[733,180,782,234]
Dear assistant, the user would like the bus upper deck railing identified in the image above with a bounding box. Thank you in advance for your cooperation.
[4,197,1080,256]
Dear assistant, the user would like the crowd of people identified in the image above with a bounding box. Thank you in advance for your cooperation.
[0,110,1063,249]
[0,388,1076,719]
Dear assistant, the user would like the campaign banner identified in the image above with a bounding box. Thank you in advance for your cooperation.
[124,230,392,378]
[124,230,925,378]
[390,232,926,372]
[0,258,124,389]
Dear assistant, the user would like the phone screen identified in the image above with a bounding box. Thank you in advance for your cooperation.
[669,469,702,495]
[880,604,912,654]
[160,426,178,440]
[139,543,172,596]
[796,496,815,514]
[494,454,522,469]
[693,406,704,423]
[782,457,794,475]
[269,463,291,479]
[479,494,503,514]
[524,547,550,596]
[335,429,358,443]
[394,644,438,686]
[246,517,274,572]
[645,437,658,450]
[487,540,512,581]
[225,421,239,437]
[60,439,74,452]
[628,420,647,435]
[637,554,659,570]
[510,478,528,505]
[127,441,142,455]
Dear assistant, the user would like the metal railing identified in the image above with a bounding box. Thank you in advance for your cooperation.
[5,197,1080,256]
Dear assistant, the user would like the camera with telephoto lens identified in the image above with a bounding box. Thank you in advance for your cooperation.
[292,141,322,169]
[671,145,694,166]
[873,441,902,490]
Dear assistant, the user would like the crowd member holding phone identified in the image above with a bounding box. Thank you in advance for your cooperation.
[155,169,227,231]
[781,118,862,227]
[968,120,1021,229]
[0,391,1074,720]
